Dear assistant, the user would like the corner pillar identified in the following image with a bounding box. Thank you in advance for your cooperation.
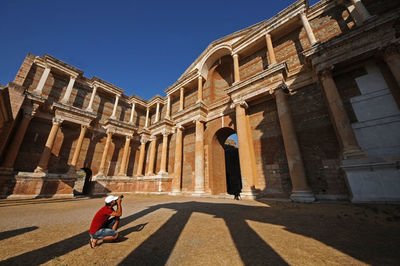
[86,84,97,112]
[110,95,120,119]
[33,66,51,95]
[60,75,77,104]
[300,12,317,46]
[233,54,240,83]
[265,33,277,64]
[197,75,203,102]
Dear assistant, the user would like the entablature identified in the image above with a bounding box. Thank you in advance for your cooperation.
[53,102,97,127]
[91,77,124,96]
[103,118,137,136]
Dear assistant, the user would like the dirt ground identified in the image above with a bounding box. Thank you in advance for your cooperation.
[0,195,399,266]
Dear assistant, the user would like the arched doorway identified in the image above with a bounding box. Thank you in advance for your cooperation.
[208,127,242,196]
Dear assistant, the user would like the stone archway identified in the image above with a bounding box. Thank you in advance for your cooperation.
[207,127,242,195]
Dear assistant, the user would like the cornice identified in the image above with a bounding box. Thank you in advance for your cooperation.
[165,69,198,96]
[91,77,124,96]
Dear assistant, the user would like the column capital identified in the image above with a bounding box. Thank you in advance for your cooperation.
[149,135,157,141]
[230,99,248,109]
[193,117,206,124]
[319,66,334,80]
[382,44,400,59]
[106,128,115,135]
[140,135,148,144]
[22,104,39,118]
[52,117,64,125]
[275,83,290,94]
[161,129,170,136]
[232,53,239,58]
[174,124,184,131]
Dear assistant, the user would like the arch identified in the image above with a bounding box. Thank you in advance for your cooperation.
[198,44,232,79]
[205,118,239,195]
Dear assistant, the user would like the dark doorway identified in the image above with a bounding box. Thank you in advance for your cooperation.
[75,168,92,196]
[82,168,92,195]
[224,135,242,198]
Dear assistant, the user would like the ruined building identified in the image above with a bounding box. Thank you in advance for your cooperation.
[1,0,399,202]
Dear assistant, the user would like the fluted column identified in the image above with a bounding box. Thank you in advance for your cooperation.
[145,107,150,128]
[275,84,314,202]
[319,68,363,158]
[383,45,400,88]
[118,136,131,176]
[197,75,203,102]
[179,87,185,111]
[97,131,113,176]
[171,125,183,193]
[146,136,157,175]
[300,12,317,46]
[129,102,136,124]
[2,105,39,169]
[351,0,371,21]
[34,117,63,173]
[265,33,277,65]
[33,66,51,95]
[86,84,97,112]
[136,135,148,176]
[159,130,169,174]
[60,75,77,104]
[69,125,88,172]
[233,54,240,83]
[194,119,205,194]
[233,101,255,195]
[166,96,171,119]
[110,95,120,119]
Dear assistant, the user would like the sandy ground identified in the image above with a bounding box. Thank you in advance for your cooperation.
[0,195,399,266]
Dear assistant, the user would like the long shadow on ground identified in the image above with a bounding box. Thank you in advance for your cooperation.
[2,201,400,265]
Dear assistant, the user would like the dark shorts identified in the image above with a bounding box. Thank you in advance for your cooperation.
[90,217,118,239]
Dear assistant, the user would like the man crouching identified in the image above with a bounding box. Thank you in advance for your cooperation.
[89,195,122,248]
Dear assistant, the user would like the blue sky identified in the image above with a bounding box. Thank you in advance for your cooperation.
[0,0,318,100]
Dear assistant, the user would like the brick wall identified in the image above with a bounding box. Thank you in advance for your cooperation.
[182,126,195,191]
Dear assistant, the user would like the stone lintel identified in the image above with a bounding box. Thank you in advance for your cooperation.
[226,61,288,97]
[172,102,208,125]
[53,103,96,126]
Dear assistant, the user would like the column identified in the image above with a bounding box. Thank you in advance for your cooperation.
[2,105,38,169]
[145,107,150,128]
[197,75,203,102]
[60,75,77,104]
[233,53,240,83]
[166,96,171,119]
[34,117,63,173]
[351,0,371,21]
[146,136,157,175]
[97,131,113,176]
[118,136,131,176]
[86,84,98,112]
[159,130,169,174]
[33,66,51,95]
[275,84,314,202]
[383,45,400,87]
[194,119,205,194]
[233,101,256,195]
[69,125,87,172]
[136,135,147,176]
[129,102,136,124]
[110,95,120,119]
[319,68,363,157]
[155,102,160,123]
[179,87,184,111]
[300,12,317,46]
[265,33,277,65]
[171,125,183,193]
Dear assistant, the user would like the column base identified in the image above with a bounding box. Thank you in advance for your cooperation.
[290,190,315,203]
[240,190,259,199]
[169,189,182,195]
[192,190,205,196]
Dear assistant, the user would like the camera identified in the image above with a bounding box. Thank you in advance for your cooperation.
[119,195,124,199]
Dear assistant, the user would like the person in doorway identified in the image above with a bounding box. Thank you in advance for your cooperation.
[89,195,122,248]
